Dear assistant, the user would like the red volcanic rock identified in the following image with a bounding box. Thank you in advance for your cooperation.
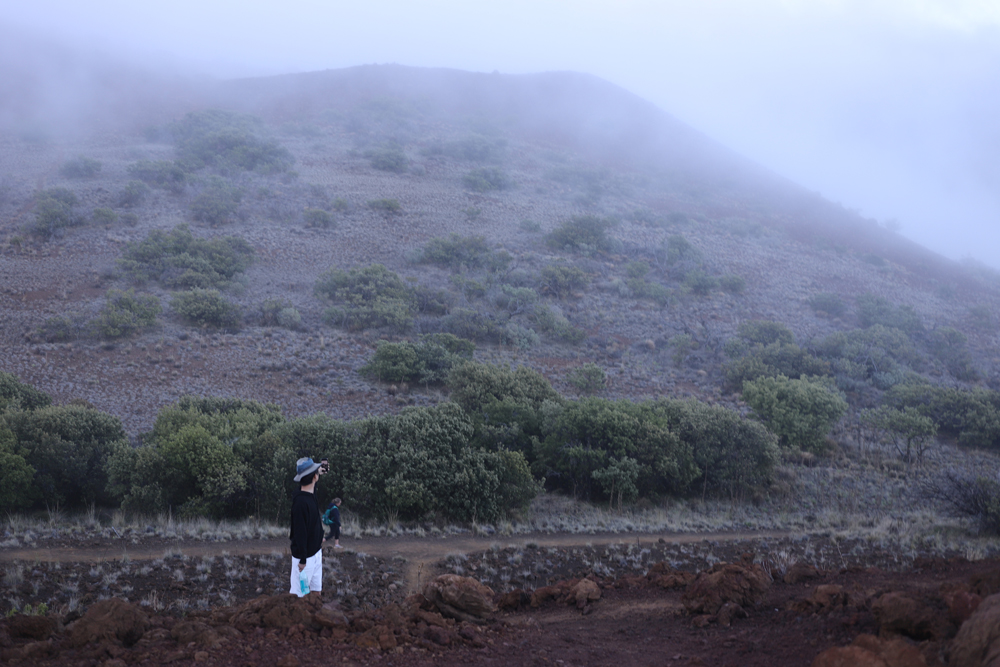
[422,574,496,621]
[7,615,56,641]
[950,593,1000,667]
[871,592,940,640]
[67,598,149,648]
[682,562,771,615]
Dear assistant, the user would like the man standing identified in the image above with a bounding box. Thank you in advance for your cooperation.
[289,457,325,597]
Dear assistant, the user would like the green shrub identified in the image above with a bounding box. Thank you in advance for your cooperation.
[127,160,188,193]
[90,208,117,226]
[118,180,150,207]
[723,343,830,389]
[519,219,541,233]
[532,304,586,344]
[499,322,540,350]
[546,215,617,253]
[190,179,243,225]
[808,292,846,317]
[720,274,746,294]
[419,234,490,269]
[684,270,719,295]
[929,327,977,380]
[815,325,918,391]
[118,225,254,289]
[346,403,536,521]
[496,285,539,314]
[107,395,287,518]
[0,373,52,411]
[533,397,776,502]
[368,198,402,213]
[35,315,82,343]
[168,110,293,174]
[171,289,242,329]
[885,383,1000,450]
[568,363,606,395]
[29,187,82,239]
[856,293,923,335]
[666,234,699,265]
[96,288,161,338]
[441,308,504,342]
[736,321,795,346]
[5,404,126,509]
[539,264,588,298]
[303,208,335,228]
[741,375,848,452]
[260,298,304,330]
[361,334,475,385]
[315,264,416,331]
[860,406,937,463]
[447,361,560,416]
[0,420,34,510]
[462,167,512,192]
[969,305,994,333]
[367,144,408,173]
[60,156,102,179]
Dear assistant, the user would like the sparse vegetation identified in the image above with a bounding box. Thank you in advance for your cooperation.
[462,167,512,192]
[367,198,402,213]
[302,207,335,228]
[808,292,846,317]
[60,155,102,179]
[367,144,408,173]
[127,160,187,193]
[118,180,150,207]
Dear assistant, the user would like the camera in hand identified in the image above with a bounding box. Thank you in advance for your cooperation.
[319,458,330,474]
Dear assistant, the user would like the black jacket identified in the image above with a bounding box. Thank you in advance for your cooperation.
[289,490,324,562]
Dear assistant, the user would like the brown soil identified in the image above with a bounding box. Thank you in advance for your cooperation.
[2,551,996,666]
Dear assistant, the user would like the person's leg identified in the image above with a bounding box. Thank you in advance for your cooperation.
[306,551,323,593]
[333,524,341,548]
[289,557,304,596]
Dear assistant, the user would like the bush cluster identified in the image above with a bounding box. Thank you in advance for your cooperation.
[814,325,918,391]
[540,264,588,298]
[856,293,923,335]
[885,383,1000,450]
[118,180,150,207]
[723,321,829,390]
[127,160,187,193]
[3,402,126,510]
[367,144,408,173]
[168,110,294,174]
[741,375,847,453]
[546,215,617,254]
[96,289,161,339]
[315,264,418,332]
[29,188,83,239]
[368,198,402,213]
[462,167,512,192]
[171,289,242,329]
[119,225,254,289]
[190,179,243,226]
[60,156,102,179]
[259,299,303,330]
[418,234,491,269]
[360,334,475,385]
[425,135,504,162]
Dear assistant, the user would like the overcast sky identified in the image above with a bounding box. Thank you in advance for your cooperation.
[4,0,999,267]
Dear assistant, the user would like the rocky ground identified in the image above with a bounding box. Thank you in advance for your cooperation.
[3,549,1000,667]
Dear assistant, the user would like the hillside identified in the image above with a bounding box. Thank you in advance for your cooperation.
[1,63,997,434]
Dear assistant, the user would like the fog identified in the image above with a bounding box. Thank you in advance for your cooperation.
[3,0,999,267]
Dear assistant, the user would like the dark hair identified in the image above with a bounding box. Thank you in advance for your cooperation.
[299,471,317,487]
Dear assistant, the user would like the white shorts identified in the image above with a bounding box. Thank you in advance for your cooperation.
[289,551,322,596]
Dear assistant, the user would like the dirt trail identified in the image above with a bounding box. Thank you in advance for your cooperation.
[0,529,790,593]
